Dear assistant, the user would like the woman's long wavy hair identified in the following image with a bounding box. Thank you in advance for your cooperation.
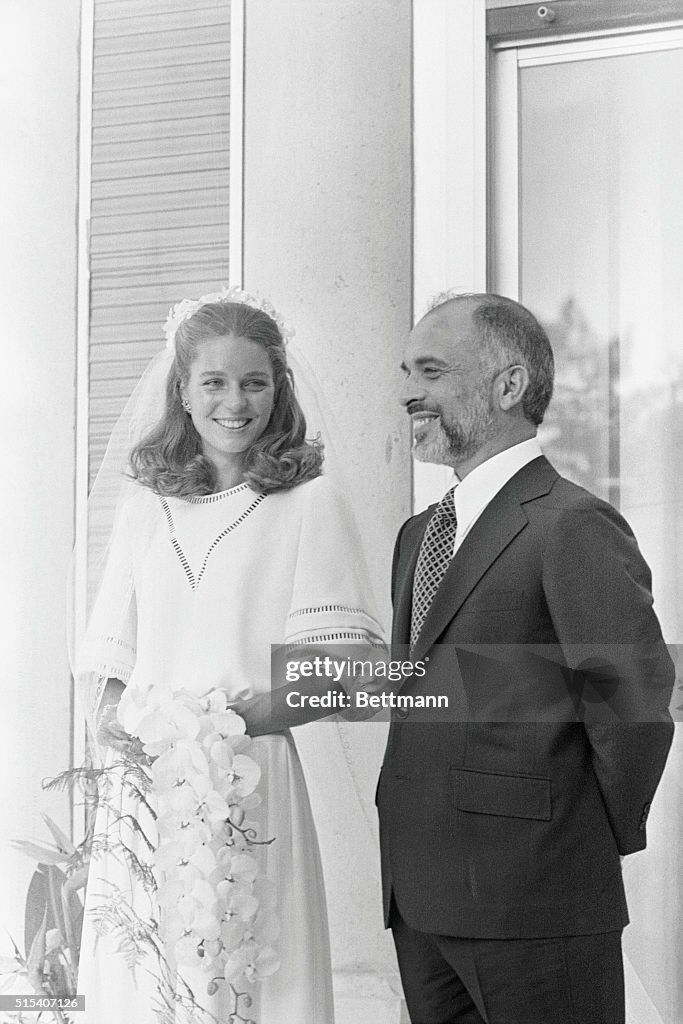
[130,301,324,497]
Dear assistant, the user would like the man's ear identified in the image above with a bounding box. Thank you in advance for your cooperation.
[495,365,529,412]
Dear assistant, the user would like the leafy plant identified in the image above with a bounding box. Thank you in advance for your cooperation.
[0,814,90,1024]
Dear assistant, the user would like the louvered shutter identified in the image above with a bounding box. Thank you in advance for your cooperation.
[88,0,233,488]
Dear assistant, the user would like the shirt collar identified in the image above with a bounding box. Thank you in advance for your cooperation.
[452,437,543,535]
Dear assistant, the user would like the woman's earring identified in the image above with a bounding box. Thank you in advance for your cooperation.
[182,399,191,413]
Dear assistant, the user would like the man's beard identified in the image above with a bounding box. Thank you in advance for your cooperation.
[413,391,494,468]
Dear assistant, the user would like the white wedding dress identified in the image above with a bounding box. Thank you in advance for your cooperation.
[76,475,383,1024]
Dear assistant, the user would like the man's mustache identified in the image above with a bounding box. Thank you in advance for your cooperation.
[405,402,440,417]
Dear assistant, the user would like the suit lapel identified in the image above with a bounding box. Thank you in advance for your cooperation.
[409,456,558,660]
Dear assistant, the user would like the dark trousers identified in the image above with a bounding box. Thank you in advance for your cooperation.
[390,901,625,1024]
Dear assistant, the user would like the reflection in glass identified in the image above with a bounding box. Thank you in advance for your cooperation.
[519,46,683,645]
[516,45,683,1023]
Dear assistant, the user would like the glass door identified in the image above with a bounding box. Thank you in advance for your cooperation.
[490,27,683,1024]
[491,26,683,646]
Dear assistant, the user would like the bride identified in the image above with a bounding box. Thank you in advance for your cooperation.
[74,288,384,1024]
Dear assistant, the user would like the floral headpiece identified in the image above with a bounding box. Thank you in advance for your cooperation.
[163,285,295,351]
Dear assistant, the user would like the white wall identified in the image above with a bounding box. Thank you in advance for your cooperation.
[0,0,80,947]
[243,1,413,1019]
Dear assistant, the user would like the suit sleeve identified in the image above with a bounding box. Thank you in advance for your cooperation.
[542,497,675,854]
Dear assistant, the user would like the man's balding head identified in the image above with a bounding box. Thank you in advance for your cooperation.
[423,293,554,426]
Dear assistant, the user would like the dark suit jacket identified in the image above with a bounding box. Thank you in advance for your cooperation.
[377,455,675,939]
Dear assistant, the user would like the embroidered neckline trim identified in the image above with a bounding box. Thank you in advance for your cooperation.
[159,491,266,590]
[186,482,251,504]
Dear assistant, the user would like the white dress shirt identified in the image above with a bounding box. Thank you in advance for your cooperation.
[450,437,543,557]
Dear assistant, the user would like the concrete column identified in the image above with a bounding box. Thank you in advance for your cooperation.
[244,2,413,1019]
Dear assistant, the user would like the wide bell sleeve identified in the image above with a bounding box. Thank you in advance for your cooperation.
[74,496,138,737]
[284,476,385,651]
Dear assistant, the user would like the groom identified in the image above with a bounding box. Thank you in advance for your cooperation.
[377,293,675,1023]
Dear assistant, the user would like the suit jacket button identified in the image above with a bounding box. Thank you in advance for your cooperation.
[395,708,409,720]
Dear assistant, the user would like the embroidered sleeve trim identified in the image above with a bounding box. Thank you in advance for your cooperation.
[283,629,386,650]
[288,604,366,617]
[101,635,136,654]
[79,660,134,684]
[287,605,384,632]
[77,635,136,684]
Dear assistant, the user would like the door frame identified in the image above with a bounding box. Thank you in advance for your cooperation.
[411,0,487,510]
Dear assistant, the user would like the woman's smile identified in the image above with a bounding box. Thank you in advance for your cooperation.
[214,417,253,431]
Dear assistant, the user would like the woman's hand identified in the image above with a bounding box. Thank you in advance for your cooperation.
[228,694,285,737]
[97,703,150,762]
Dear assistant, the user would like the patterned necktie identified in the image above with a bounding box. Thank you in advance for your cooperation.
[410,487,458,650]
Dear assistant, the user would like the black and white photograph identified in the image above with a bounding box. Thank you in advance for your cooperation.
[1,2,681,1023]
